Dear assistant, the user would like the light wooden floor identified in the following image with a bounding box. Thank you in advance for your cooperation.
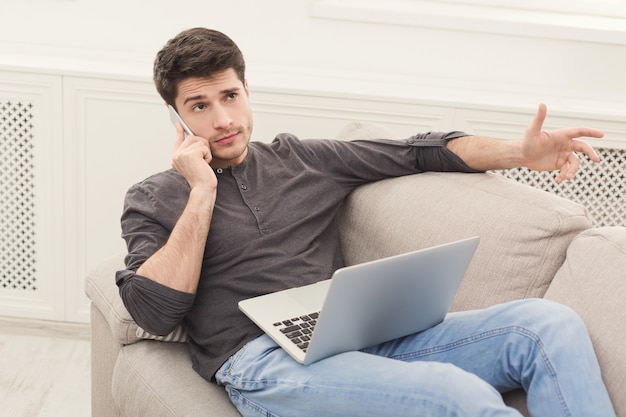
[0,316,91,417]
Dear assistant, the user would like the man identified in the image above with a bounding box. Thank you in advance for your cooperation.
[116,27,616,416]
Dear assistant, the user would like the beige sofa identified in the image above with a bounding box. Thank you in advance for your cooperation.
[86,124,626,416]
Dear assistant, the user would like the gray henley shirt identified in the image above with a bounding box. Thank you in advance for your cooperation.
[116,131,478,381]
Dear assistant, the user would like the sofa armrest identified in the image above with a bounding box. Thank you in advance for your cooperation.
[91,303,124,417]
[545,227,626,416]
[86,254,139,417]
[85,254,142,345]
[112,341,241,417]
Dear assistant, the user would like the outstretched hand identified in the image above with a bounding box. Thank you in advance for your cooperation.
[522,103,604,183]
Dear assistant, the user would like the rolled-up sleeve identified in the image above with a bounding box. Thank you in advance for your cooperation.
[116,271,195,335]
[116,172,195,335]
[408,131,482,173]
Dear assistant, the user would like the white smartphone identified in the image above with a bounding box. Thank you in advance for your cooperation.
[168,104,194,136]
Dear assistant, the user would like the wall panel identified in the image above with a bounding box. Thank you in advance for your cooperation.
[62,77,171,322]
[0,71,64,320]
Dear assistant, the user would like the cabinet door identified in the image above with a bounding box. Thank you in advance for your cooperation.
[0,71,64,320]
[63,76,172,322]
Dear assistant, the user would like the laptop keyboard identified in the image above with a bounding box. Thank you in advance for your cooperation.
[273,312,320,352]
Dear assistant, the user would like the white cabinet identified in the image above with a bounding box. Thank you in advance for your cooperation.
[1,72,173,322]
[62,76,173,322]
[0,67,624,323]
[0,71,65,320]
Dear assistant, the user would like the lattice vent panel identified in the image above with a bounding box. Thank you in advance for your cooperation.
[0,100,37,291]
[493,147,626,227]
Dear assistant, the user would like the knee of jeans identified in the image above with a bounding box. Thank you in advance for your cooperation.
[415,362,509,414]
[515,298,588,340]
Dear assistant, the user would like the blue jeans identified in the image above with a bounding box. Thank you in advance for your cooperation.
[215,299,615,417]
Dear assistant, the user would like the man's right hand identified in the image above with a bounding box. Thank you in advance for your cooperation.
[135,122,217,293]
[171,122,218,191]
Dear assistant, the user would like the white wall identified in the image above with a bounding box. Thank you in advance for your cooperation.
[1,0,625,107]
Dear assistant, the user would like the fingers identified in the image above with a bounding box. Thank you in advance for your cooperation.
[173,122,185,151]
[555,152,580,184]
[571,139,601,163]
[528,102,604,144]
[526,102,603,183]
[172,124,212,167]
[580,127,604,139]
[561,126,605,141]
[526,103,548,137]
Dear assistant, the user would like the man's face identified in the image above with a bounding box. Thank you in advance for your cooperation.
[174,68,253,169]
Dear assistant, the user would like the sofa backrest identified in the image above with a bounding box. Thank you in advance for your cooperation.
[334,121,593,312]
[337,171,592,311]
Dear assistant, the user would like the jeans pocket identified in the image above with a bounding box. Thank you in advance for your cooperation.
[216,350,241,385]
[216,335,266,385]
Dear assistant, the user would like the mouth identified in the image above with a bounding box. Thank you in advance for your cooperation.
[213,131,239,145]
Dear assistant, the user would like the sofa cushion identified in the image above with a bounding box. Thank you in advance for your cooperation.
[112,341,241,417]
[545,227,626,416]
[338,171,592,311]
[136,324,189,342]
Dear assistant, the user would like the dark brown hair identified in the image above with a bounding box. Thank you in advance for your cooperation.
[153,28,246,107]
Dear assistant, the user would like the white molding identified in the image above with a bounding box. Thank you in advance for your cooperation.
[441,0,626,19]
[310,0,626,45]
[251,89,456,139]
[0,41,153,82]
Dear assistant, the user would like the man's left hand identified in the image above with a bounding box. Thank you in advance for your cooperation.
[522,103,604,183]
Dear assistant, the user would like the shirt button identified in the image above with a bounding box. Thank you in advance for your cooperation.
[216,168,223,174]
[254,206,260,211]
[241,184,247,190]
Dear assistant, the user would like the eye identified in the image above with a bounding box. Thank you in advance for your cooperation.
[226,92,238,101]
[192,103,206,112]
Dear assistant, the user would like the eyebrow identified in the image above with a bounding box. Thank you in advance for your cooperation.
[182,87,242,106]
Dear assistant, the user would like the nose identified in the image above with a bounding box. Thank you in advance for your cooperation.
[212,104,233,129]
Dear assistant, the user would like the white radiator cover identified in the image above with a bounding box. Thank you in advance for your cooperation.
[495,147,626,227]
[0,72,65,322]
[0,100,37,292]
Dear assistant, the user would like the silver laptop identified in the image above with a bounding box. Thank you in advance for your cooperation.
[239,236,479,365]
